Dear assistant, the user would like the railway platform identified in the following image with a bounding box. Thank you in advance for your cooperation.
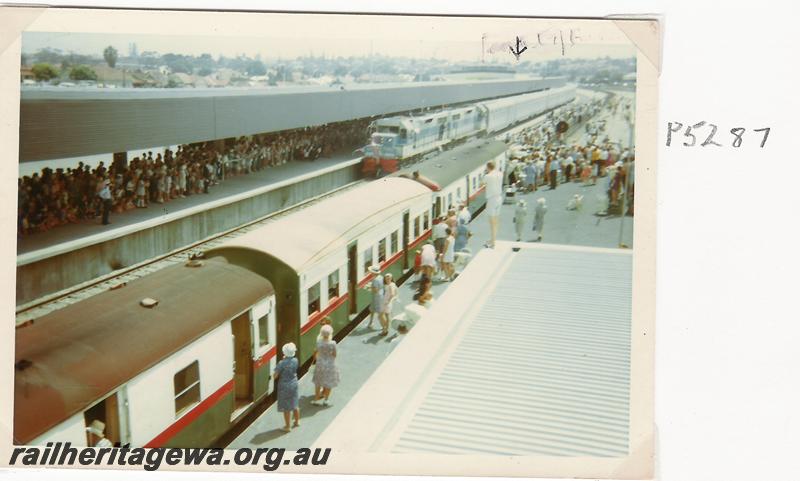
[228,180,635,451]
[226,95,636,450]
[16,152,361,305]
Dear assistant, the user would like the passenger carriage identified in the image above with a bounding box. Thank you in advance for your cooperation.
[205,178,435,367]
[14,143,510,448]
[399,139,508,219]
[14,258,277,448]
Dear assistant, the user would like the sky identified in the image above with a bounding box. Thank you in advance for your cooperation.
[21,13,637,64]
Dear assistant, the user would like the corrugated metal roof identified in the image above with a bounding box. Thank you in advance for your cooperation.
[393,248,631,456]
[20,78,566,162]
[314,243,632,458]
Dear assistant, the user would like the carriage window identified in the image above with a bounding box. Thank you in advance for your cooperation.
[378,238,387,263]
[258,310,270,347]
[363,246,374,275]
[472,177,477,189]
[448,193,453,209]
[423,211,430,230]
[174,361,201,416]
[308,282,321,315]
[399,129,407,140]
[391,230,399,254]
[414,216,420,238]
[328,270,340,299]
[453,114,461,121]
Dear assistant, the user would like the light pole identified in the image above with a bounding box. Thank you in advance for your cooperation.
[618,104,634,248]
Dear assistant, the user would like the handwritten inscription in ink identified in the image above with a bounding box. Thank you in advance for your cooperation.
[487,29,581,60]
[666,122,771,148]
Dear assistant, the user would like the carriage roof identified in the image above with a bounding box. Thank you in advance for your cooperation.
[14,258,273,444]
[478,84,575,111]
[398,139,508,189]
[205,177,432,273]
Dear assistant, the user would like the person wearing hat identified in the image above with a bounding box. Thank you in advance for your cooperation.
[98,177,113,226]
[273,343,300,432]
[366,265,384,329]
[86,420,113,447]
[532,197,548,242]
[513,199,528,242]
[311,325,340,406]
[380,273,398,336]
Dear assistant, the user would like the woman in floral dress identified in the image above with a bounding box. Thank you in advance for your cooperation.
[311,325,340,406]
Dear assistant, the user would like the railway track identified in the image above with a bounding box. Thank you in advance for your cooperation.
[15,181,365,327]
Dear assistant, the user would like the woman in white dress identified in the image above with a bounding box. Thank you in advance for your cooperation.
[380,273,398,336]
[441,228,456,281]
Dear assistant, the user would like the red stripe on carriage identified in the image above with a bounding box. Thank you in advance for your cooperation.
[301,293,350,335]
[408,230,432,250]
[253,345,277,370]
[144,379,234,448]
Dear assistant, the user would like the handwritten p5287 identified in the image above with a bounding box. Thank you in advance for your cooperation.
[666,122,770,148]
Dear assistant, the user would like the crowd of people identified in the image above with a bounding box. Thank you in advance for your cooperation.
[504,95,636,219]
[17,119,370,236]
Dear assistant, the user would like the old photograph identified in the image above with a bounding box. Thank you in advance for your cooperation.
[4,8,657,478]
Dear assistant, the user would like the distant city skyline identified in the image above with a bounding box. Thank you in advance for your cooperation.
[23,30,636,65]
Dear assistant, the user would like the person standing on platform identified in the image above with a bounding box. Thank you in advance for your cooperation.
[274,343,300,433]
[366,265,384,329]
[380,273,398,336]
[513,199,528,242]
[483,161,503,249]
[98,178,112,226]
[432,217,448,256]
[549,155,561,190]
[524,160,538,193]
[455,213,471,252]
[457,202,471,225]
[178,163,187,198]
[311,325,340,406]
[532,197,548,242]
[441,228,456,281]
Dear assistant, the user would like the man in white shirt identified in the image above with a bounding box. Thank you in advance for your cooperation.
[98,178,113,226]
[483,161,503,248]
[432,217,448,255]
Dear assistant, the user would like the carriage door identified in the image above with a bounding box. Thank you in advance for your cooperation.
[434,197,442,219]
[83,392,123,447]
[402,211,410,270]
[347,242,358,314]
[231,312,254,414]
